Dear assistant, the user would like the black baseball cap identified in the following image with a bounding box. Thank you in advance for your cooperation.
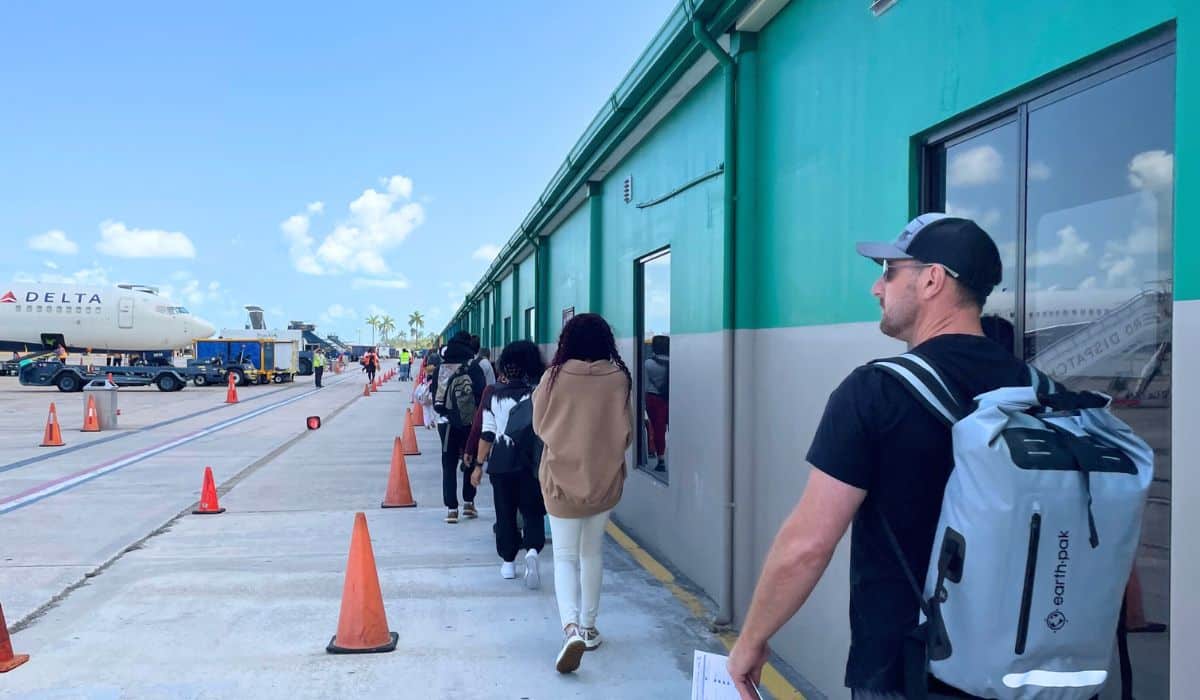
[856,213,1002,295]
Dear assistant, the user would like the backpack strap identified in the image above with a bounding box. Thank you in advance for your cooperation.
[869,353,965,428]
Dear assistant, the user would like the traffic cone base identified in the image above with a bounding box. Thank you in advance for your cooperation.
[326,513,397,654]
[0,603,29,673]
[41,402,64,447]
[381,437,417,509]
[193,466,225,514]
[81,394,101,432]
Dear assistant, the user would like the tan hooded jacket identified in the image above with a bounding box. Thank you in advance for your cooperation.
[532,359,633,518]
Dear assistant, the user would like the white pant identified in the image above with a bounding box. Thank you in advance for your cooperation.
[548,510,611,630]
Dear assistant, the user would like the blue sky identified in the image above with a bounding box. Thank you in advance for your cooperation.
[1,1,676,345]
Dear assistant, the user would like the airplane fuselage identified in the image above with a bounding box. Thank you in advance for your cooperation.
[0,284,215,353]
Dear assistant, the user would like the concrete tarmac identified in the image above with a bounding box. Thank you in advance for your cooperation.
[0,364,731,699]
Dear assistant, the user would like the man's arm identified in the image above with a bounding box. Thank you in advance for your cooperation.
[727,468,866,699]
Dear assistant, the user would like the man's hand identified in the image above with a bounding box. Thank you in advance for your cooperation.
[727,638,768,700]
[470,466,483,488]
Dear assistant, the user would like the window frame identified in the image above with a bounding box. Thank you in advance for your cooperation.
[633,246,671,482]
[920,28,1175,356]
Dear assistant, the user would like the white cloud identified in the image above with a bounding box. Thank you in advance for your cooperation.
[321,303,357,322]
[473,244,501,262]
[1030,225,1090,267]
[28,229,78,255]
[1128,150,1173,191]
[945,202,1001,230]
[1101,254,1137,287]
[15,264,112,287]
[1107,226,1159,257]
[948,145,1003,187]
[97,220,196,258]
[444,280,475,302]
[43,260,59,270]
[282,175,425,276]
[352,277,410,290]
[307,201,325,215]
[1028,161,1052,181]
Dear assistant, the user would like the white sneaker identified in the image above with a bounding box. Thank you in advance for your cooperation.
[524,550,540,590]
[500,561,516,579]
[555,626,586,674]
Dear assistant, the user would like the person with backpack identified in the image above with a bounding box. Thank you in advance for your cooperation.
[532,313,632,674]
[429,331,487,524]
[468,340,548,587]
[363,349,378,384]
[727,214,1152,700]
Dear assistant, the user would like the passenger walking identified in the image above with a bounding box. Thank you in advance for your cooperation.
[643,335,669,470]
[363,349,378,384]
[430,331,487,523]
[475,343,497,387]
[468,340,548,586]
[414,373,437,429]
[400,347,412,381]
[727,215,1023,699]
[532,313,632,674]
[312,348,325,388]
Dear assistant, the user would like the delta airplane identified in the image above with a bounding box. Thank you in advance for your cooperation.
[0,283,215,354]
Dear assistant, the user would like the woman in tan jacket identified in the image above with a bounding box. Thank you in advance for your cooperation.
[532,313,633,674]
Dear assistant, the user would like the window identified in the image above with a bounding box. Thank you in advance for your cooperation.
[925,39,1174,695]
[36,305,43,313]
[76,306,82,314]
[524,307,535,341]
[635,248,671,481]
[503,316,511,346]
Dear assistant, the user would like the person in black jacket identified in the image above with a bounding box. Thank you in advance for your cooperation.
[470,340,547,586]
[429,331,487,524]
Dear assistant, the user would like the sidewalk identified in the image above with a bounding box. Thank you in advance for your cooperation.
[4,375,732,699]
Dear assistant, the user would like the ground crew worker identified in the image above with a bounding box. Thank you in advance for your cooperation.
[400,347,412,381]
[312,349,325,388]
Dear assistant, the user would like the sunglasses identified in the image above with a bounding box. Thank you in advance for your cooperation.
[881,260,961,282]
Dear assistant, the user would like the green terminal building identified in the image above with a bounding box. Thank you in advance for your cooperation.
[444,1,1191,695]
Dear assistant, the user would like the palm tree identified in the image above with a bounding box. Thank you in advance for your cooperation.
[365,314,381,345]
[379,316,396,345]
[408,311,425,342]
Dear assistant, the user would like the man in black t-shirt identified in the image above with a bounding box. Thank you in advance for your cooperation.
[728,214,1029,700]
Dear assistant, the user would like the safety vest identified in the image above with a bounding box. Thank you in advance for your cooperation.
[401,351,411,364]
[312,352,325,368]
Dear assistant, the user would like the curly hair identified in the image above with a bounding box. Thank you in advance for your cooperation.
[497,339,545,384]
[546,313,632,401]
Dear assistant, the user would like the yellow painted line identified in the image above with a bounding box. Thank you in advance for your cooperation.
[606,521,806,700]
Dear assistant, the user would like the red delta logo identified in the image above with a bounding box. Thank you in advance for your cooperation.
[0,291,16,304]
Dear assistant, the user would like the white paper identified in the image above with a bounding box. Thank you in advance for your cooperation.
[692,650,762,700]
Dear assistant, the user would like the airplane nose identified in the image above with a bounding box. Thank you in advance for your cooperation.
[193,317,216,339]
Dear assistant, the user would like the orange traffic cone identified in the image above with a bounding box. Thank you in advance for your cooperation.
[0,602,29,673]
[225,374,239,404]
[412,402,425,426]
[401,411,420,456]
[40,402,64,447]
[381,438,417,508]
[81,394,101,432]
[363,383,372,397]
[193,466,225,514]
[326,512,398,654]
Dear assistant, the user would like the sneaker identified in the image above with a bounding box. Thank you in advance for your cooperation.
[445,509,458,524]
[555,625,586,674]
[524,550,541,590]
[463,502,478,519]
[500,561,516,579]
[580,626,602,651]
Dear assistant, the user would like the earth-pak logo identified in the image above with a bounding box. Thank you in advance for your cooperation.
[0,291,16,303]
[1047,530,1070,632]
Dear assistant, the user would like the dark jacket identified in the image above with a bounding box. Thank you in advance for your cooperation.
[429,338,486,419]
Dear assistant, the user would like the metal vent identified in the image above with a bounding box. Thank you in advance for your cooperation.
[623,175,633,204]
[870,0,897,16]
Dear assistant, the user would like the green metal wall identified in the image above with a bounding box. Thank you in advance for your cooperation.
[598,71,726,336]
[545,204,591,339]
[744,0,1194,330]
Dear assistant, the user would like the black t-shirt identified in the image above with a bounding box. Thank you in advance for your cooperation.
[805,334,1029,693]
